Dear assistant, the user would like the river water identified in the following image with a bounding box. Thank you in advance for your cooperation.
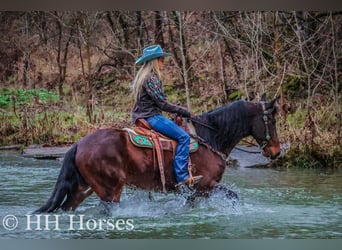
[0,150,341,239]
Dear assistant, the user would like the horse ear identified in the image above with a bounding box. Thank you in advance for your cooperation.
[261,93,267,102]
[274,95,291,117]
[266,96,280,114]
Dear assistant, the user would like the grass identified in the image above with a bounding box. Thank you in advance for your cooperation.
[273,102,342,168]
[0,87,132,147]
[0,88,59,108]
[0,104,89,146]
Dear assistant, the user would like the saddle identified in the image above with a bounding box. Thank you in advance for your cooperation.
[123,118,199,193]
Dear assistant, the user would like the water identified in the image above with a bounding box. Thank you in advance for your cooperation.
[0,150,341,239]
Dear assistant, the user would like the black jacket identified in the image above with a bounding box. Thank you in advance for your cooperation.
[131,74,189,124]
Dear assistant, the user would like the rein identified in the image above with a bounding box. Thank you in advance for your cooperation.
[234,144,263,154]
[188,117,227,159]
[189,117,218,131]
[190,133,227,160]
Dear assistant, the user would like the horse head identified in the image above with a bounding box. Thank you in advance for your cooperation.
[251,95,281,159]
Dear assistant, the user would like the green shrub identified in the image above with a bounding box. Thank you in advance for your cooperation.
[0,88,59,108]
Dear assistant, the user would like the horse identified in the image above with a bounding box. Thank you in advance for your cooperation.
[34,95,281,213]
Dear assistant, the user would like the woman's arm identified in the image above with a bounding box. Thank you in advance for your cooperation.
[144,76,190,117]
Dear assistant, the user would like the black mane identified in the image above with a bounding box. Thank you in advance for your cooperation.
[193,100,251,154]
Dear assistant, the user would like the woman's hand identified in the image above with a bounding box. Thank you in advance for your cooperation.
[178,108,191,118]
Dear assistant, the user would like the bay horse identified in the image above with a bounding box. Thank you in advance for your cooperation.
[35,96,281,213]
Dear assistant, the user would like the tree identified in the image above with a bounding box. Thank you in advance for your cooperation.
[76,11,100,122]
[53,11,77,98]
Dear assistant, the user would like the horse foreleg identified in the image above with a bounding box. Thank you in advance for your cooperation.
[211,183,239,202]
[148,192,154,201]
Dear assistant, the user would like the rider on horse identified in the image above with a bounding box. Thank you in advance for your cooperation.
[131,44,203,188]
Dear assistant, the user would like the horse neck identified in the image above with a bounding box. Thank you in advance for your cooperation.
[193,101,254,155]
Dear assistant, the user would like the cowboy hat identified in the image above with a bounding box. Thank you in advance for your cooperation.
[135,45,172,65]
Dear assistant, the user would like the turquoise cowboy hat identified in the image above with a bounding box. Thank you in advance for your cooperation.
[135,45,172,65]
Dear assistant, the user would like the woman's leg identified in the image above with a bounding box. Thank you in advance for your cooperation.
[146,114,190,183]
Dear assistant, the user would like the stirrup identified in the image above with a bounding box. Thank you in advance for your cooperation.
[175,175,203,188]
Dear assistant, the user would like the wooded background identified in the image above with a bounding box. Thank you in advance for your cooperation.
[0,11,341,166]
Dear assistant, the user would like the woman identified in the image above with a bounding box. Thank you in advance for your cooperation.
[131,44,202,188]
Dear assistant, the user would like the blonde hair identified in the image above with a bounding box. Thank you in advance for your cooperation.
[131,58,162,103]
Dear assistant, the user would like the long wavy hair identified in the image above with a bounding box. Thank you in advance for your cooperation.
[131,59,162,103]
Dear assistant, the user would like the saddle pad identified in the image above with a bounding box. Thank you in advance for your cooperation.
[123,128,199,153]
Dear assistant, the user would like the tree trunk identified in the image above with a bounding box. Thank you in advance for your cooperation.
[22,13,31,88]
[54,12,75,98]
[136,11,143,49]
[76,11,97,123]
[293,11,312,107]
[23,54,29,88]
[177,11,191,111]
[167,12,181,69]
[218,42,227,102]
[155,11,164,47]
[118,12,130,49]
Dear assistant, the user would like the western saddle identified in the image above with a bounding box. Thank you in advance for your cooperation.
[123,117,199,193]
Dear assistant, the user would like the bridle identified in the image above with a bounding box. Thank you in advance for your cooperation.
[236,102,274,152]
[260,102,272,150]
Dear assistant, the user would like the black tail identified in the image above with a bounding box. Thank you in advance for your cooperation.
[34,144,85,213]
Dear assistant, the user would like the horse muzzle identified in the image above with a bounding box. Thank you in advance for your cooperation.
[262,145,281,159]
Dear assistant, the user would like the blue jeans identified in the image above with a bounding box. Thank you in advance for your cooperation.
[146,114,190,183]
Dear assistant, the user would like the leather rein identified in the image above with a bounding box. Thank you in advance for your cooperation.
[189,117,218,131]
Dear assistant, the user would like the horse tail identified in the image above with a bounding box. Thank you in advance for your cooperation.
[34,144,85,213]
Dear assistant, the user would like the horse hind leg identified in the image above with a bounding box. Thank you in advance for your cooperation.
[90,177,125,203]
[111,179,125,202]
[94,179,125,215]
[61,184,93,211]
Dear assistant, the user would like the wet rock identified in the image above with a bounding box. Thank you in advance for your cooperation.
[229,145,270,168]
[0,145,22,150]
[22,145,71,159]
